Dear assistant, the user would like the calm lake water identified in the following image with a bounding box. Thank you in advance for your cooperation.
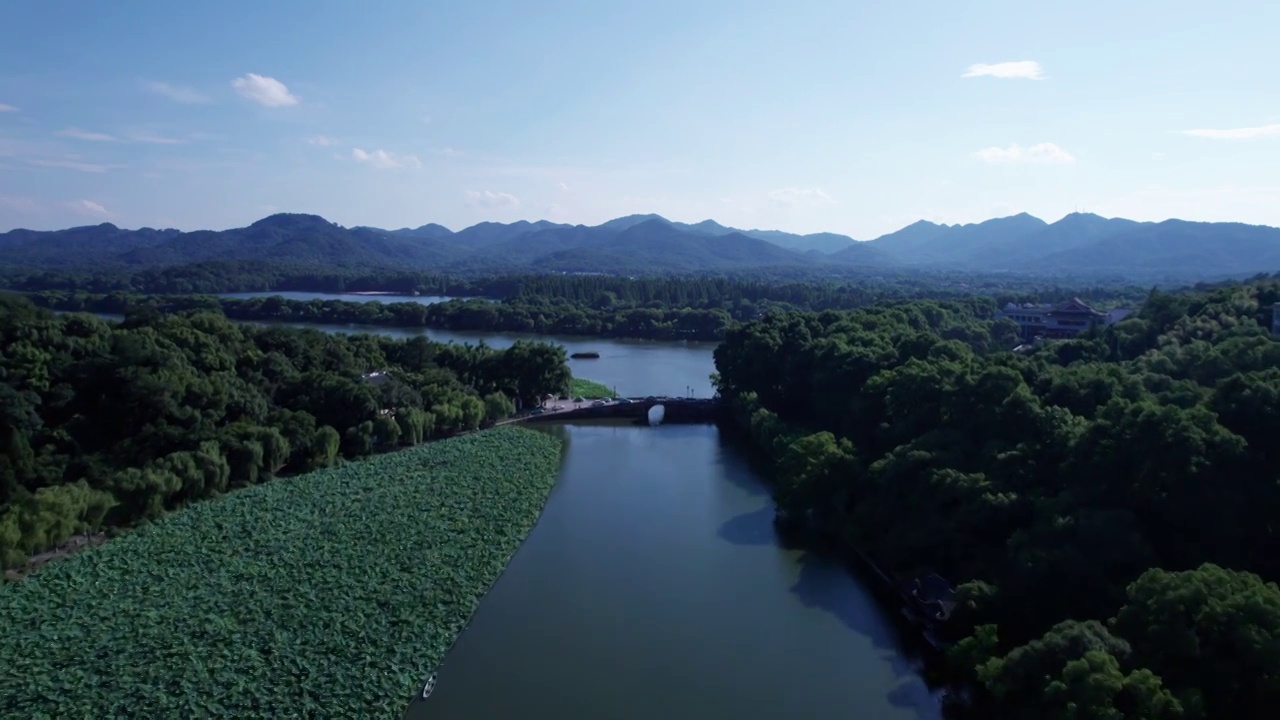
[73,308,717,397]
[213,291,715,397]
[404,423,940,720]
[246,321,719,399]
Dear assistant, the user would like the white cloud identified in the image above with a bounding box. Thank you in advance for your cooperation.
[68,199,111,217]
[973,142,1076,165]
[231,73,300,107]
[132,134,185,145]
[465,190,521,209]
[768,187,835,207]
[351,148,422,169]
[144,81,211,104]
[0,103,17,112]
[431,147,462,158]
[57,127,117,142]
[1180,123,1280,140]
[305,135,336,147]
[545,203,569,220]
[28,158,120,173]
[962,61,1046,80]
[557,182,570,191]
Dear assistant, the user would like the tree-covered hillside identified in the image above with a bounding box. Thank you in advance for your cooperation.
[713,282,1280,719]
[0,295,570,570]
[4,261,1154,308]
[6,211,1280,281]
[21,269,1151,343]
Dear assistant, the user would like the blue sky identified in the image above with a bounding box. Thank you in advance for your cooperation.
[1,0,1277,238]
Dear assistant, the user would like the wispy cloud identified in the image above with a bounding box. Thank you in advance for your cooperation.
[1180,123,1280,140]
[58,127,187,145]
[962,61,1046,80]
[465,190,521,209]
[973,142,1076,165]
[57,127,117,142]
[131,133,185,145]
[351,148,422,169]
[431,147,463,158]
[231,73,300,107]
[769,187,835,207]
[28,158,121,173]
[305,135,336,147]
[557,182,570,191]
[0,103,17,113]
[144,81,211,104]
[0,195,39,213]
[68,199,111,217]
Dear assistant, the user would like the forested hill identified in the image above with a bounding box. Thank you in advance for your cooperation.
[5,211,1280,282]
[23,271,1149,343]
[2,260,1157,306]
[0,295,571,571]
[713,281,1280,718]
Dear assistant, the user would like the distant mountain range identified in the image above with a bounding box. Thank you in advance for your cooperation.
[4,211,1280,281]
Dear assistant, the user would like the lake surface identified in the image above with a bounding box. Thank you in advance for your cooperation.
[404,423,939,720]
[217,291,459,305]
[76,310,718,398]
[242,321,720,398]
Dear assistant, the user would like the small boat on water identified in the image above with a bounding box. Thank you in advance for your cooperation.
[421,673,437,699]
[570,351,600,359]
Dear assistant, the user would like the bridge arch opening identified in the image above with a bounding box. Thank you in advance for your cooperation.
[647,404,666,426]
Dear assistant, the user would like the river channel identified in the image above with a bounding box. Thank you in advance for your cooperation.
[90,292,941,717]
[404,422,940,719]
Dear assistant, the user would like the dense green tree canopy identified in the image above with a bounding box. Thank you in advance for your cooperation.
[0,295,570,570]
[713,281,1280,719]
[9,263,1159,342]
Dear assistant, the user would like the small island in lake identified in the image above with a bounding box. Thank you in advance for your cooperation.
[570,351,601,359]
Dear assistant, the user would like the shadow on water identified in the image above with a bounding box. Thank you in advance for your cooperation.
[789,550,943,717]
[715,486,943,717]
[715,506,777,546]
[712,422,773,498]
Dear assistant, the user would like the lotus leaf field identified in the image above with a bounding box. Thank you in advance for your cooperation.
[569,377,615,398]
[0,427,564,718]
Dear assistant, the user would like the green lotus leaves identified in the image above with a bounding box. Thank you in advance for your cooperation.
[0,427,563,718]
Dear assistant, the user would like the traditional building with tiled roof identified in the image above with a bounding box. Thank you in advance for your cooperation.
[996,297,1132,342]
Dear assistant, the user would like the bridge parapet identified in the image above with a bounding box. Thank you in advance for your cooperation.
[523,397,720,424]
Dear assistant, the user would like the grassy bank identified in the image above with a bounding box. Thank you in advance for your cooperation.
[0,427,563,719]
[570,377,615,397]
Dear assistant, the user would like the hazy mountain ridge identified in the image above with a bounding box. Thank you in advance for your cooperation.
[4,211,1280,281]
